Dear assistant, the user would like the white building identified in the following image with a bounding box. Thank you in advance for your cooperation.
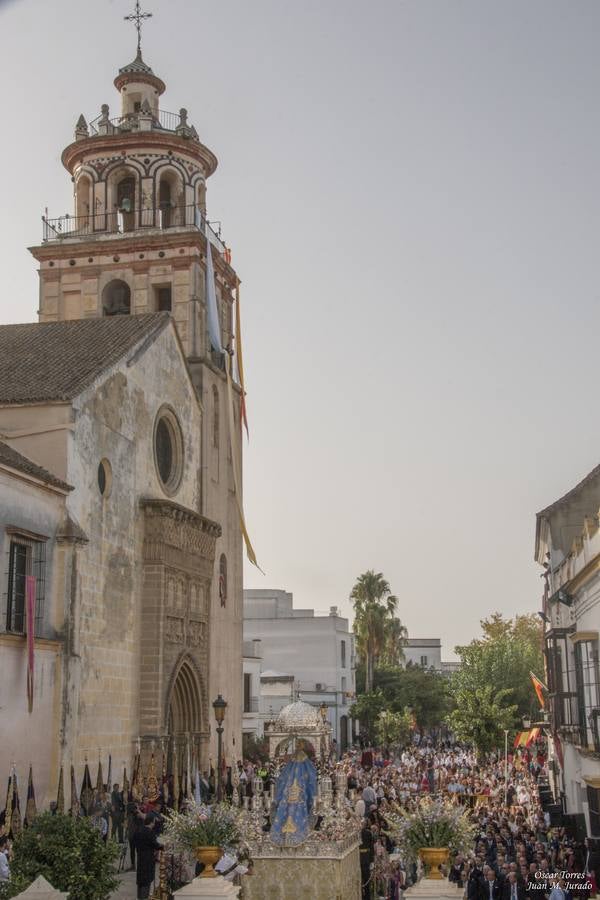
[403,638,442,670]
[242,640,263,747]
[243,589,356,751]
[536,462,600,842]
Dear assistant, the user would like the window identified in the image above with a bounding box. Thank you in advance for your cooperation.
[102,279,131,316]
[341,640,346,668]
[243,673,251,713]
[574,638,600,747]
[545,629,579,729]
[420,655,428,667]
[341,676,347,693]
[97,459,112,497]
[588,786,600,836]
[6,534,46,634]
[153,408,184,494]
[156,287,172,312]
[219,554,227,607]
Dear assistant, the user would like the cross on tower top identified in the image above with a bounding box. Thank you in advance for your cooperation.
[124,0,153,56]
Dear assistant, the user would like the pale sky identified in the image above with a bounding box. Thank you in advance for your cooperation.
[1,0,599,659]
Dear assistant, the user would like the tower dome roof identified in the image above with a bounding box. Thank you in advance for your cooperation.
[114,50,166,95]
[118,49,156,76]
[276,700,321,730]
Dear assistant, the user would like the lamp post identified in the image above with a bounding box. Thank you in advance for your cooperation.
[503,729,509,806]
[212,694,227,802]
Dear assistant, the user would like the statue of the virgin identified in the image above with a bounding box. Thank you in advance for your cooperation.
[270,741,318,847]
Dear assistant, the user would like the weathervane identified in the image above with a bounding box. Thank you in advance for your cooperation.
[124,0,152,56]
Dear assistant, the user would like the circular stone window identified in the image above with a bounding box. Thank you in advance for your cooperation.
[154,408,183,494]
[98,458,112,497]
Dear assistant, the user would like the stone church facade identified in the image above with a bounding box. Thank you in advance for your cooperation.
[0,47,245,805]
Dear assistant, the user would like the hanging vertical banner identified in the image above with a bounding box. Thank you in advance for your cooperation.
[25,576,36,714]
[235,280,249,439]
[225,353,263,572]
[206,225,223,353]
[10,768,22,838]
[56,766,65,815]
[80,762,93,816]
[24,765,37,827]
[70,765,80,818]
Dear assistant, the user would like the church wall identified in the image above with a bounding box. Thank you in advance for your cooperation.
[0,469,66,808]
[201,365,243,766]
[0,404,72,483]
[60,323,204,772]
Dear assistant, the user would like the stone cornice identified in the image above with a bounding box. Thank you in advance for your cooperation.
[61,131,217,178]
[141,498,221,536]
[29,231,238,287]
[141,497,221,576]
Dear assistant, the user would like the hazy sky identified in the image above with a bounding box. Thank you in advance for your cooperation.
[1,0,599,658]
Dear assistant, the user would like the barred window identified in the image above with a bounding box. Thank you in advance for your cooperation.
[5,533,46,635]
[588,786,600,836]
[575,639,600,746]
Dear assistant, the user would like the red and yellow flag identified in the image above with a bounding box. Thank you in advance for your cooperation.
[530,672,547,709]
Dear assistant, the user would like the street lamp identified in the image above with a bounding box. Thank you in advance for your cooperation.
[212,694,227,802]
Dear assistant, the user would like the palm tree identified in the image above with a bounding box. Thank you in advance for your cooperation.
[380,616,408,667]
[350,570,399,692]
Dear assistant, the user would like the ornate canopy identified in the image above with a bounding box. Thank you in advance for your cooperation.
[264,700,332,760]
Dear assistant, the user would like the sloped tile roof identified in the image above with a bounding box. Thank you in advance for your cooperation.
[0,440,72,491]
[119,50,156,76]
[0,313,170,404]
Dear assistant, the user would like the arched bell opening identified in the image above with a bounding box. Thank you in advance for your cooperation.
[157,170,184,229]
[106,167,139,232]
[117,175,136,232]
[102,278,131,316]
[75,174,92,230]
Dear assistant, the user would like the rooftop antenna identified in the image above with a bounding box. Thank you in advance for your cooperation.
[124,0,153,56]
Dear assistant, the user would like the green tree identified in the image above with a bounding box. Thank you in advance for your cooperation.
[375,708,412,749]
[350,570,399,692]
[0,813,119,900]
[379,617,408,667]
[374,664,453,732]
[446,684,517,755]
[451,613,544,723]
[350,688,387,738]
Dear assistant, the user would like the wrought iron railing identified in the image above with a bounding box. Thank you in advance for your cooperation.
[88,108,186,136]
[243,698,259,713]
[41,203,226,253]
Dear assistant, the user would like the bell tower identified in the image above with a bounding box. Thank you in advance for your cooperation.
[28,8,244,761]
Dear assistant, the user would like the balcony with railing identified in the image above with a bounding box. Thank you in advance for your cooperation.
[86,107,197,138]
[41,203,227,255]
[243,697,259,714]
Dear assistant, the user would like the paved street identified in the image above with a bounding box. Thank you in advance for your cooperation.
[110,869,138,899]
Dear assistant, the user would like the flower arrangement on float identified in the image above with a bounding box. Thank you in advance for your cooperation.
[386,797,475,880]
[162,801,243,878]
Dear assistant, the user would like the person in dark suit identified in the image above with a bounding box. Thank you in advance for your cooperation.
[132,814,161,900]
[467,862,485,900]
[359,820,374,900]
[502,872,526,900]
[480,870,502,900]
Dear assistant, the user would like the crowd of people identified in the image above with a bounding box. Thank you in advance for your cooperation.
[0,739,596,900]
[327,740,596,900]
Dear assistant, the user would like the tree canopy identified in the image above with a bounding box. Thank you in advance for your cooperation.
[350,570,405,692]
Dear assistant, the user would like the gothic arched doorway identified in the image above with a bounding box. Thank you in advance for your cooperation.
[167,656,203,736]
